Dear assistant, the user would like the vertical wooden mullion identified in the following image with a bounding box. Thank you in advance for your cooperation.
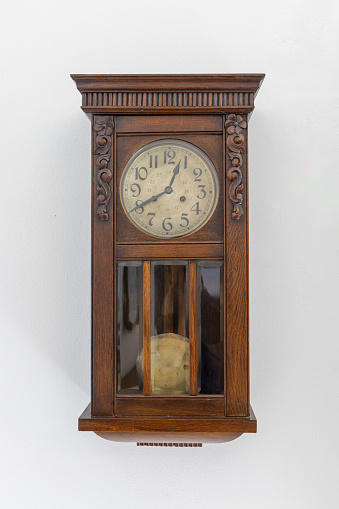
[163,265,174,332]
[223,114,227,412]
[177,266,186,337]
[113,115,117,416]
[143,261,151,395]
[189,261,197,396]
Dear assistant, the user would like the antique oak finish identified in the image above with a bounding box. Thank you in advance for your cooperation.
[72,74,264,444]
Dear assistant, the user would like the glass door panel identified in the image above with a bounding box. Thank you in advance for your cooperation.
[117,259,224,397]
[150,262,189,394]
[197,261,224,394]
[117,262,143,394]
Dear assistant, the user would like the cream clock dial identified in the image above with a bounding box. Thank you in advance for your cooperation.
[120,139,219,239]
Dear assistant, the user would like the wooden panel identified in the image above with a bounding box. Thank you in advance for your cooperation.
[137,443,203,447]
[163,265,174,332]
[225,114,249,416]
[79,404,257,440]
[116,115,223,133]
[72,74,265,92]
[143,261,151,395]
[116,243,223,259]
[91,116,114,416]
[116,396,224,417]
[189,261,197,395]
[116,134,224,244]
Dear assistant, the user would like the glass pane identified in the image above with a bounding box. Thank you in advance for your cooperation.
[117,262,143,394]
[150,262,189,394]
[197,261,224,394]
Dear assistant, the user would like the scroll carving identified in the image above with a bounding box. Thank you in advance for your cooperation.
[94,116,114,221]
[225,114,247,220]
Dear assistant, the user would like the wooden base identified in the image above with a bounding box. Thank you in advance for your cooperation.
[78,404,257,444]
[137,443,203,447]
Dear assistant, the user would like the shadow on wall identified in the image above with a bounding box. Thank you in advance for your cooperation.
[5,112,92,394]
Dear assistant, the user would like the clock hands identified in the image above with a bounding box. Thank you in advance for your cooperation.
[129,160,181,213]
[128,189,167,213]
[169,160,180,187]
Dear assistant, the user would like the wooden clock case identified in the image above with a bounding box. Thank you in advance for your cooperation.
[71,74,264,444]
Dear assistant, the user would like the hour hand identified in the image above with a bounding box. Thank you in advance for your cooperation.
[128,189,167,213]
[169,160,181,187]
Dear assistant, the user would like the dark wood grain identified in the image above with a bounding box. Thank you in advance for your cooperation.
[116,243,223,260]
[72,74,264,442]
[137,443,203,447]
[71,73,265,91]
[189,261,197,395]
[99,433,241,444]
[79,403,257,441]
[91,116,114,416]
[225,114,249,416]
[116,115,222,133]
[71,74,265,115]
[143,261,151,396]
[116,395,224,416]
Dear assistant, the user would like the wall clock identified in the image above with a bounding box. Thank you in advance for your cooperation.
[71,74,265,445]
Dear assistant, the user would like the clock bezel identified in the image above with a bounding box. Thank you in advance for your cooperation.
[119,138,220,240]
[116,134,224,244]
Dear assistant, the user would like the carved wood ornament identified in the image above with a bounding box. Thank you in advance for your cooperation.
[226,114,247,220]
[94,116,114,220]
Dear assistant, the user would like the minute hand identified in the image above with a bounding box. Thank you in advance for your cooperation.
[169,160,181,187]
[129,189,167,213]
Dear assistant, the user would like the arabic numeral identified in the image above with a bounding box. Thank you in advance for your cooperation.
[164,150,176,164]
[197,185,206,199]
[162,217,173,231]
[180,213,189,227]
[130,183,141,197]
[135,167,148,180]
[190,202,201,215]
[147,212,155,226]
[135,200,144,214]
[193,168,202,181]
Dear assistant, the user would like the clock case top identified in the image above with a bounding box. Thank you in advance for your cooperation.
[71,73,264,114]
[71,74,264,443]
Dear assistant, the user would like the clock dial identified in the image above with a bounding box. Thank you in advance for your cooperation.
[120,139,219,239]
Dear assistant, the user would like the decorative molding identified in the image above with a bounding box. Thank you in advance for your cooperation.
[93,116,114,221]
[137,443,202,447]
[225,114,247,220]
[72,74,265,114]
[83,91,254,110]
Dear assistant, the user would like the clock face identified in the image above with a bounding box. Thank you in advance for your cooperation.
[120,139,219,239]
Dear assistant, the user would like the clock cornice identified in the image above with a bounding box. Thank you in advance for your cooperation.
[71,74,265,114]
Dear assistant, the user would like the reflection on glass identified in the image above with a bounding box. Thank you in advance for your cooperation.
[117,262,143,394]
[150,262,189,394]
[197,261,224,394]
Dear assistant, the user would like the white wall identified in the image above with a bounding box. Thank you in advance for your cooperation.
[1,1,338,508]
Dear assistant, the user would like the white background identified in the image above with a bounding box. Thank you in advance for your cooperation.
[1,1,338,508]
